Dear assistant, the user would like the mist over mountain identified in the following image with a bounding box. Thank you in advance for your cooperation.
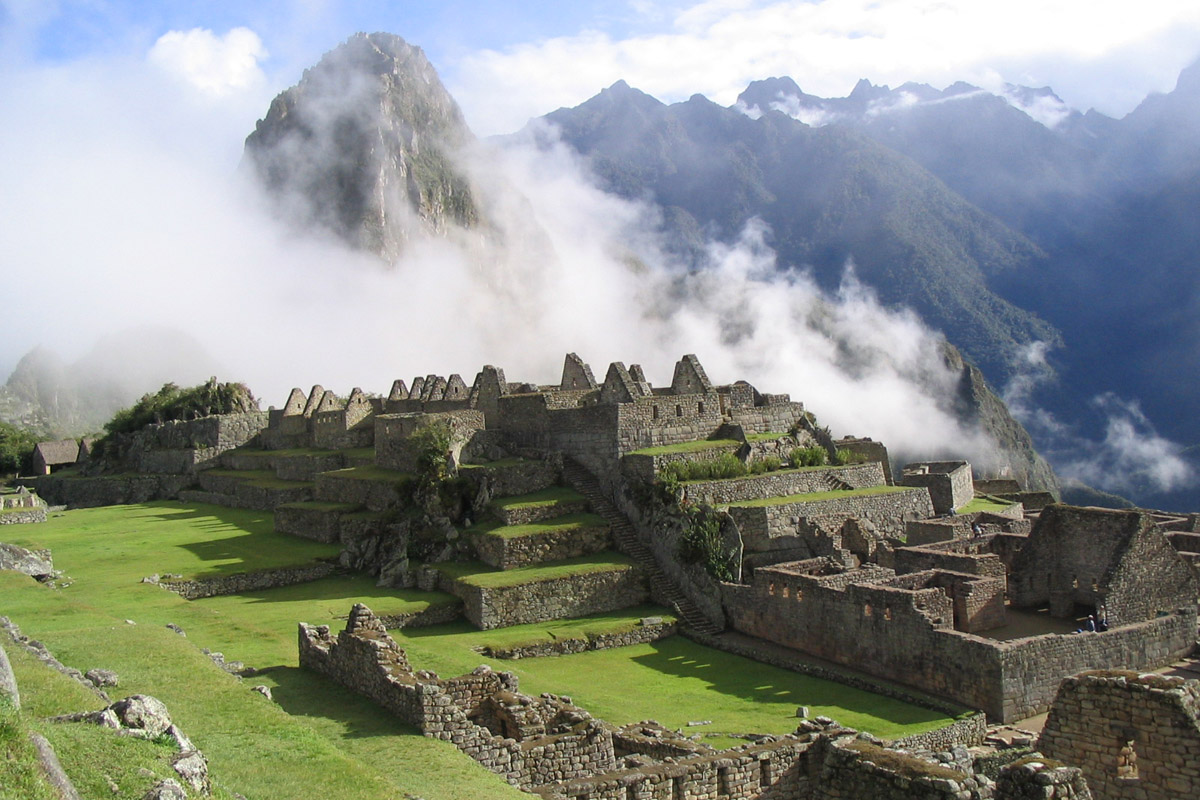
[534,60,1200,509]
[0,328,224,438]
[243,32,483,261]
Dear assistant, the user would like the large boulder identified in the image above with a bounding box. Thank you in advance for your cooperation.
[0,542,53,579]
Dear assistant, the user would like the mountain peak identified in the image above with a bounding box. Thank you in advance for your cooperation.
[243,32,480,262]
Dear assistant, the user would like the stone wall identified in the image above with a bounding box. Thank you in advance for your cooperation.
[375,410,485,472]
[0,508,46,524]
[537,736,815,800]
[683,464,887,506]
[274,503,354,543]
[25,474,193,509]
[441,567,649,630]
[888,714,989,752]
[158,563,336,599]
[900,462,973,515]
[494,497,591,526]
[298,606,619,789]
[1039,671,1200,800]
[1009,506,1200,623]
[314,470,408,511]
[462,459,560,499]
[728,488,934,554]
[471,521,611,571]
[480,619,677,659]
[722,559,1196,721]
[621,444,743,484]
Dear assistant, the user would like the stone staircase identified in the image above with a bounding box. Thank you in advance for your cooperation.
[561,458,722,635]
[822,471,855,492]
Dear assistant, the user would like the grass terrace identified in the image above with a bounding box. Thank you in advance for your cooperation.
[203,469,313,491]
[0,501,969,798]
[435,553,637,588]
[323,465,412,483]
[392,623,963,748]
[458,457,526,470]
[959,496,1016,514]
[725,485,915,508]
[469,513,608,540]
[490,486,586,510]
[681,463,861,485]
[277,500,362,513]
[630,438,740,456]
[745,431,789,442]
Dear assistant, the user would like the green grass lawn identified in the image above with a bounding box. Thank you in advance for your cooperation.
[959,496,1014,514]
[322,465,412,483]
[0,501,963,798]
[490,486,585,510]
[393,623,958,746]
[726,485,916,508]
[682,463,859,485]
[630,439,740,456]
[435,553,636,588]
[403,605,676,654]
[745,431,789,442]
[469,513,608,540]
[202,469,313,491]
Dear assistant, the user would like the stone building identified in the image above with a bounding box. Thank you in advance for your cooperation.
[900,461,974,515]
[30,439,82,475]
[722,506,1199,721]
[1039,671,1200,800]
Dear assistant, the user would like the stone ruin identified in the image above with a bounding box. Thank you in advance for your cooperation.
[300,604,1120,800]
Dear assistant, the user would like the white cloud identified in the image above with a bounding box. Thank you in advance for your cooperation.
[449,0,1200,135]
[148,27,268,97]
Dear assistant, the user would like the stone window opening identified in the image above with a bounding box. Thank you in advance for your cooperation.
[1091,578,1099,592]
[717,766,731,796]
[760,758,772,788]
[673,777,686,800]
[698,401,705,414]
[1072,575,1078,589]
[1117,737,1140,780]
[864,603,873,617]
[884,607,893,620]
[625,785,637,800]
[675,404,683,417]
[795,588,803,602]
[768,582,775,596]
[652,406,659,420]
[781,585,789,598]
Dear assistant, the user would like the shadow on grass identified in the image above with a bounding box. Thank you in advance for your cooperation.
[197,577,460,611]
[629,637,953,728]
[263,664,424,740]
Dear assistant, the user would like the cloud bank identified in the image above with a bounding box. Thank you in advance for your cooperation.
[0,25,998,472]
[448,0,1200,134]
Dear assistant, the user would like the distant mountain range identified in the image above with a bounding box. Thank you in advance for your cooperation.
[531,60,1200,509]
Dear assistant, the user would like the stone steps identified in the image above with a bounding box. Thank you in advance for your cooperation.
[561,458,722,636]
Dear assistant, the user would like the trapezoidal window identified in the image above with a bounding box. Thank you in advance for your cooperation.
[698,401,705,414]
[652,406,659,420]
[675,405,683,417]
[1117,737,1139,780]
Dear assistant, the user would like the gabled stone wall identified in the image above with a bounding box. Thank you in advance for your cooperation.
[1039,671,1200,800]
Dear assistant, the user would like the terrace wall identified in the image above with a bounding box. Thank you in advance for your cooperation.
[471,522,612,570]
[683,464,887,506]
[440,567,649,630]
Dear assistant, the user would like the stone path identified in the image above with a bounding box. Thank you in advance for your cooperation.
[560,458,721,635]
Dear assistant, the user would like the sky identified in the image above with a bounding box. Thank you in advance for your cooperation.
[2,0,1199,494]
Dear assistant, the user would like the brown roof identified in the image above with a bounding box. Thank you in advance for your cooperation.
[34,439,80,466]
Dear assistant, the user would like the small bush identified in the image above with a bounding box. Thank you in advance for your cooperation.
[789,446,828,467]
[749,456,782,475]
[660,454,748,483]
[678,507,736,581]
[835,448,869,466]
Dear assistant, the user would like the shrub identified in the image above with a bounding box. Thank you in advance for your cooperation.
[789,446,828,467]
[749,456,782,475]
[678,507,736,581]
[0,422,38,476]
[660,454,748,483]
[95,378,258,458]
[835,448,869,466]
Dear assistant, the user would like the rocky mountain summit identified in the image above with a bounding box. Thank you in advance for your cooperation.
[243,32,482,261]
